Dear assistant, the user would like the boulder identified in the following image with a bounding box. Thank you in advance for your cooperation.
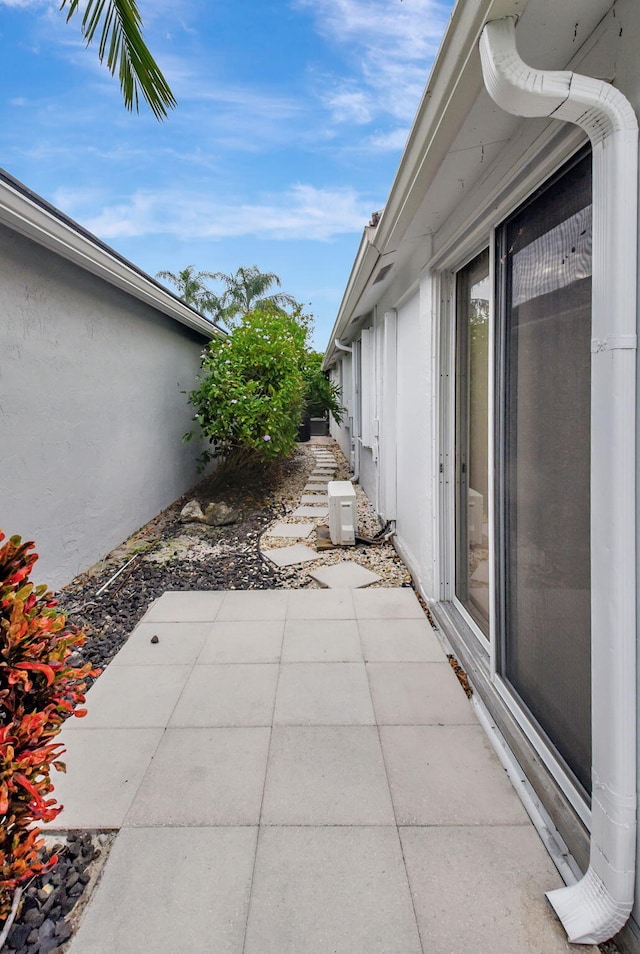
[180,500,205,523]
[204,502,242,526]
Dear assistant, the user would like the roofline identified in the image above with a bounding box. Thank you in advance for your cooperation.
[323,0,524,361]
[0,168,224,341]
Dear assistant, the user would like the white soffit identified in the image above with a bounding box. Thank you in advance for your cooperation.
[0,171,221,341]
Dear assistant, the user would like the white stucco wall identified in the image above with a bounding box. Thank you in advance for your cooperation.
[0,224,210,590]
[395,288,435,597]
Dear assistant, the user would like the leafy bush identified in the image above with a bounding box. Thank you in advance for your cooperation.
[186,303,307,473]
[0,532,97,921]
[301,352,344,423]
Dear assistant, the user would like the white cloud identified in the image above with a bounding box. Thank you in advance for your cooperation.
[297,0,451,126]
[58,183,373,242]
[365,127,410,151]
[0,0,53,6]
[323,86,373,124]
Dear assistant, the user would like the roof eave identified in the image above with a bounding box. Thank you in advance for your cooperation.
[0,171,222,341]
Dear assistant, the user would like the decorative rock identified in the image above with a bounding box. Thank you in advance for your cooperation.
[203,502,242,526]
[179,500,205,523]
[150,634,159,644]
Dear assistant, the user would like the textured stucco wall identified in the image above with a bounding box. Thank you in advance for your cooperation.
[0,224,211,589]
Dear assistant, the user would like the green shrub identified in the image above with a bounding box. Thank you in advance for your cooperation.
[0,532,97,920]
[186,303,306,473]
[301,352,344,423]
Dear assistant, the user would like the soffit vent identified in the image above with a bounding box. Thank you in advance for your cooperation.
[372,263,393,285]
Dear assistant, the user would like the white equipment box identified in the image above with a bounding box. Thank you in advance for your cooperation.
[328,480,357,546]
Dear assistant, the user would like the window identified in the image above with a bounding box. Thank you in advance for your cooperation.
[455,248,491,637]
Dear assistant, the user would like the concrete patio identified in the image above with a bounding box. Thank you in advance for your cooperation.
[49,587,594,953]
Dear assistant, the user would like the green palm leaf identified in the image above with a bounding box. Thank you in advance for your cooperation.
[61,0,176,120]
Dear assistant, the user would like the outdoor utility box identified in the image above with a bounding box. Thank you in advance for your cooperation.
[328,481,357,546]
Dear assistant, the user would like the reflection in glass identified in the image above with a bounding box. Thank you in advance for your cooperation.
[455,249,490,636]
[500,152,592,794]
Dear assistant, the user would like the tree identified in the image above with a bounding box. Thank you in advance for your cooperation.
[185,303,307,476]
[211,266,299,328]
[61,0,176,120]
[155,266,222,315]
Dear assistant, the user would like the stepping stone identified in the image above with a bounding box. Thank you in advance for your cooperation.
[267,523,315,539]
[307,476,331,484]
[292,506,329,517]
[310,562,382,589]
[301,495,328,504]
[304,484,329,493]
[262,545,322,567]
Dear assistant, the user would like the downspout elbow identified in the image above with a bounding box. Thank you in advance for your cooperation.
[334,338,353,354]
[480,16,638,945]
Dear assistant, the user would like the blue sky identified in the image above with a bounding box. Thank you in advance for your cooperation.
[0,0,454,348]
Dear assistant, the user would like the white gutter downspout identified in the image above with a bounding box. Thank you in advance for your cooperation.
[480,17,638,945]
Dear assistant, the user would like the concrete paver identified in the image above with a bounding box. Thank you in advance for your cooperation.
[197,619,284,663]
[45,728,163,829]
[261,543,322,566]
[367,661,477,725]
[217,588,288,620]
[274,662,375,725]
[310,560,381,588]
[380,724,529,825]
[358,617,445,662]
[261,725,395,825]
[281,618,361,661]
[291,505,329,517]
[169,663,279,726]
[69,827,257,954]
[124,727,271,826]
[399,826,594,954]
[65,664,192,729]
[301,493,328,503]
[266,521,314,538]
[243,827,423,954]
[287,587,354,618]
[57,587,591,954]
[109,620,211,666]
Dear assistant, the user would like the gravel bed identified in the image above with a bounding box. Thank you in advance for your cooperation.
[2,440,413,953]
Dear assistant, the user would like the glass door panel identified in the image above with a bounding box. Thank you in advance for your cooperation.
[455,249,490,636]
[498,151,592,794]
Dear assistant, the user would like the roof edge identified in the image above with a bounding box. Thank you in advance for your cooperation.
[0,169,223,340]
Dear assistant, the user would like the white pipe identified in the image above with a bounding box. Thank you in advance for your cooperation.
[480,17,638,945]
[334,338,353,354]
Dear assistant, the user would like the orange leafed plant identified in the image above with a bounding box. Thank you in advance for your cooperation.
[0,531,99,921]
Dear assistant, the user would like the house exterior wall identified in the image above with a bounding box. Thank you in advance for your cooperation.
[325,1,640,947]
[0,223,209,590]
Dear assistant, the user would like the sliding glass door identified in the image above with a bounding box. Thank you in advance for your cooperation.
[497,151,592,794]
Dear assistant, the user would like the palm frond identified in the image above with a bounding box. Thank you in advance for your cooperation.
[61,0,176,120]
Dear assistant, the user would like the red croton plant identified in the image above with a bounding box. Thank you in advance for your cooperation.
[0,530,98,921]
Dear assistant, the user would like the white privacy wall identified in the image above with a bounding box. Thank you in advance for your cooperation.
[394,286,436,597]
[0,225,210,590]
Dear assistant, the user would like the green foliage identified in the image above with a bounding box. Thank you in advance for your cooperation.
[61,0,176,120]
[156,266,223,316]
[185,304,307,474]
[301,352,344,423]
[0,533,98,920]
[210,266,299,329]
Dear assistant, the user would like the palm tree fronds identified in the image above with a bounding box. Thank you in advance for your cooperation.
[60,0,176,120]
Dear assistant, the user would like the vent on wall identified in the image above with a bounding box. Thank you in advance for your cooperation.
[372,264,393,285]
